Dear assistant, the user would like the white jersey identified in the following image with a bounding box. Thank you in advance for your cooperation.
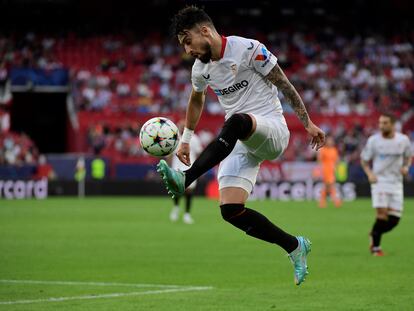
[172,134,203,171]
[361,132,412,189]
[192,35,282,120]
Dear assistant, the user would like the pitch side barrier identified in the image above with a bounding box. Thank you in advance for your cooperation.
[0,179,48,199]
[45,180,414,199]
[251,181,357,201]
[1,180,413,199]
[252,181,414,200]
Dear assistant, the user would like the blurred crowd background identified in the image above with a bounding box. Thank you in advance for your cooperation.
[0,0,413,182]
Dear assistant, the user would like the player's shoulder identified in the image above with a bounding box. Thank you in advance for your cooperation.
[192,59,205,73]
[191,59,211,82]
[327,147,338,155]
[395,132,409,139]
[367,133,381,142]
[395,132,411,144]
[226,36,263,66]
[227,35,260,49]
[227,36,262,57]
[319,146,328,153]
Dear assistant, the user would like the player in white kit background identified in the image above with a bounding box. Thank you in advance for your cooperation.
[361,113,412,256]
[170,120,203,224]
[157,5,325,285]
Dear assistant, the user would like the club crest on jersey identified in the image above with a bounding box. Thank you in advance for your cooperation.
[230,64,237,76]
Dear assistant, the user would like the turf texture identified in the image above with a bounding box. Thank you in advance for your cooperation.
[0,197,413,310]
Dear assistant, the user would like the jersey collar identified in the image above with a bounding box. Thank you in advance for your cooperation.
[219,35,227,59]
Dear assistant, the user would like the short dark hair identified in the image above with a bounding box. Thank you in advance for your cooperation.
[170,5,214,37]
[380,112,397,124]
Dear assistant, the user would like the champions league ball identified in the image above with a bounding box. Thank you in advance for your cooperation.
[139,117,180,157]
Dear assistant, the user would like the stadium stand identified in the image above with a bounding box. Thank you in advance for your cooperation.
[0,12,413,179]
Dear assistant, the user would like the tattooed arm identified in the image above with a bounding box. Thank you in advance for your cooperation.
[266,63,325,150]
[266,63,310,127]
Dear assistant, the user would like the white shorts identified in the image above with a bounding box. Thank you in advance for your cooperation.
[371,184,404,217]
[218,113,290,194]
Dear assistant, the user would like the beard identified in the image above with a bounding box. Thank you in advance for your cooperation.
[381,129,392,136]
[198,42,212,63]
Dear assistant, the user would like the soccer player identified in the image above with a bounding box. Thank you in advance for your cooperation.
[157,6,325,285]
[170,121,203,224]
[317,136,342,208]
[361,113,412,256]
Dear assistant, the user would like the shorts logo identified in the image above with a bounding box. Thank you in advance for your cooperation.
[202,74,210,80]
[213,80,249,96]
[218,137,229,147]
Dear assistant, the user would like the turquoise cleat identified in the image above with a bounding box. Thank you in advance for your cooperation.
[288,236,312,285]
[156,160,185,199]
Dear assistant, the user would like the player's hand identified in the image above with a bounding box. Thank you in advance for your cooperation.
[368,173,378,184]
[176,142,191,166]
[400,166,409,176]
[306,121,325,150]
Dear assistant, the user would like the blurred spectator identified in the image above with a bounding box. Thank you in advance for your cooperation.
[0,110,10,133]
[91,157,106,180]
[1,30,413,165]
[88,124,106,155]
[33,154,56,180]
[0,61,12,105]
[0,131,38,165]
[85,122,211,161]
[5,33,400,116]
[54,31,413,117]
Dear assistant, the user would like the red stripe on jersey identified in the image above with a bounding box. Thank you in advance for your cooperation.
[220,36,227,58]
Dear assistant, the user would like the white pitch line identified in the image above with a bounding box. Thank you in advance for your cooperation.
[0,286,213,305]
[0,279,192,289]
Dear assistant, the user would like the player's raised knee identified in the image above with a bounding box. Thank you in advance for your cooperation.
[223,113,253,139]
[220,203,245,221]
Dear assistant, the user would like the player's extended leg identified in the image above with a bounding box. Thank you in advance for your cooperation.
[328,183,342,208]
[370,189,403,255]
[382,192,403,235]
[157,113,255,198]
[184,113,254,187]
[183,190,194,224]
[383,211,400,234]
[170,196,181,222]
[220,187,311,285]
[319,183,328,208]
[370,207,388,256]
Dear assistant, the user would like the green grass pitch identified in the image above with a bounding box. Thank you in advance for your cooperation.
[0,197,413,310]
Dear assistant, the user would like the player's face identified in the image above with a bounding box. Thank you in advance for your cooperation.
[378,116,394,136]
[326,137,334,147]
[178,28,212,63]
